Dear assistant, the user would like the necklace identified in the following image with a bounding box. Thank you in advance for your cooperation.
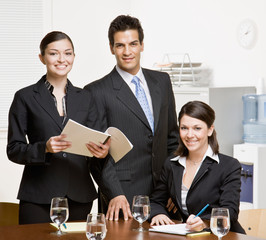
[187,157,203,166]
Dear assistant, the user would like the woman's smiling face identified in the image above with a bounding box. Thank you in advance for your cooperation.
[179,114,214,155]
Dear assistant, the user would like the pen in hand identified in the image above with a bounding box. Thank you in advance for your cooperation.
[186,204,209,231]
[194,204,209,218]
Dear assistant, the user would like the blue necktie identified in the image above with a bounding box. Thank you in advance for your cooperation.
[131,76,154,133]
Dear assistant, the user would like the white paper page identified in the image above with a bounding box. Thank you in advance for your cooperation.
[50,222,86,232]
[106,127,133,162]
[149,223,193,235]
[61,119,110,157]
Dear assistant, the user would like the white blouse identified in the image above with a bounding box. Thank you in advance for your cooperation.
[170,145,219,213]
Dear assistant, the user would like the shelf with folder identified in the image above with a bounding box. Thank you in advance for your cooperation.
[153,53,210,86]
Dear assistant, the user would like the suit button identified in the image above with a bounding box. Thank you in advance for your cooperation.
[63,153,67,158]
[148,135,153,139]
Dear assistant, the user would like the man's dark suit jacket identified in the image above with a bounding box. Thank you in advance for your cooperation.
[84,67,179,208]
[7,75,101,204]
[150,153,245,234]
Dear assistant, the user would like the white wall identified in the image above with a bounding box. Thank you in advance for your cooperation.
[51,0,131,87]
[131,0,266,88]
[52,0,266,89]
[0,131,23,203]
[2,0,266,205]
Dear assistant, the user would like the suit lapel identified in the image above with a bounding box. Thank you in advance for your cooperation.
[190,157,214,191]
[142,69,161,133]
[169,157,214,216]
[111,68,151,130]
[33,77,63,130]
[65,82,82,121]
[171,161,184,209]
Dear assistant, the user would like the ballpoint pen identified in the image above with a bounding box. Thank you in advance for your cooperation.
[194,204,209,218]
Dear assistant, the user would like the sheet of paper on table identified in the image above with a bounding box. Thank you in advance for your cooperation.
[149,223,194,235]
[50,222,86,232]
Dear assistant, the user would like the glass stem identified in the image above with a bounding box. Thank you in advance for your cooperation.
[139,222,142,229]
[58,224,62,235]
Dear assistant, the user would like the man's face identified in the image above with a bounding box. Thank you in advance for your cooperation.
[110,29,144,75]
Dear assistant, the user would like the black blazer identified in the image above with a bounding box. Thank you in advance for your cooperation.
[84,67,179,207]
[7,75,101,204]
[150,153,245,234]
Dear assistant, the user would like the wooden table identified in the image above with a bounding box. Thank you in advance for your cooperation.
[0,219,263,240]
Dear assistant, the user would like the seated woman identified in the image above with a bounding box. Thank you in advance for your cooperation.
[150,101,245,234]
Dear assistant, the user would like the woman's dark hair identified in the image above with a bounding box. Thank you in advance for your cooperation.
[175,101,219,156]
[108,15,144,47]
[39,31,74,56]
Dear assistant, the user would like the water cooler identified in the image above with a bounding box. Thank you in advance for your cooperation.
[234,94,266,209]
[234,144,266,209]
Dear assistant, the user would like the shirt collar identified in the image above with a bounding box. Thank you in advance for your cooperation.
[116,65,145,84]
[170,145,220,165]
[44,78,69,94]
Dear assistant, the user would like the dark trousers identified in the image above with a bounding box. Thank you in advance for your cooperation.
[19,198,93,224]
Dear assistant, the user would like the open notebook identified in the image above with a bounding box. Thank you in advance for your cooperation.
[61,119,133,162]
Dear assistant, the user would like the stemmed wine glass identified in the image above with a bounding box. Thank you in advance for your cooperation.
[210,208,230,240]
[50,197,69,235]
[86,213,107,240]
[132,195,151,232]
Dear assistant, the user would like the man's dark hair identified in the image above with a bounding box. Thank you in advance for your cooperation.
[108,15,144,46]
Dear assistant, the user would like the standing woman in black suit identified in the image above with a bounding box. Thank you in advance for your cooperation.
[7,31,110,224]
[149,101,245,234]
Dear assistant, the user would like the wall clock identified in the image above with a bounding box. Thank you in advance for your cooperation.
[237,19,258,49]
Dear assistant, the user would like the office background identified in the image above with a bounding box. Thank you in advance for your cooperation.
[0,0,265,209]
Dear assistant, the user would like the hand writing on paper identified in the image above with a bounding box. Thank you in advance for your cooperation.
[186,214,206,232]
[86,138,111,158]
[106,195,132,221]
[46,134,71,153]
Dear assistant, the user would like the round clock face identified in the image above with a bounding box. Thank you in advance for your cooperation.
[237,19,257,49]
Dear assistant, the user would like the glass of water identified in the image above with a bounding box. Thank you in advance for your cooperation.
[50,197,69,235]
[132,195,150,232]
[86,213,107,240]
[210,208,230,240]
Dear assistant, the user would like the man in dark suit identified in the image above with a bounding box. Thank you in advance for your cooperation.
[84,15,178,221]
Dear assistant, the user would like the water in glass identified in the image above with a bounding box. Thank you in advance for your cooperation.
[86,213,107,240]
[50,207,69,226]
[132,195,150,232]
[132,204,150,223]
[210,208,230,240]
[50,197,69,235]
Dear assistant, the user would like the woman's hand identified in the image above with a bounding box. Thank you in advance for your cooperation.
[86,138,111,159]
[186,214,206,231]
[46,134,71,153]
[150,214,175,226]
